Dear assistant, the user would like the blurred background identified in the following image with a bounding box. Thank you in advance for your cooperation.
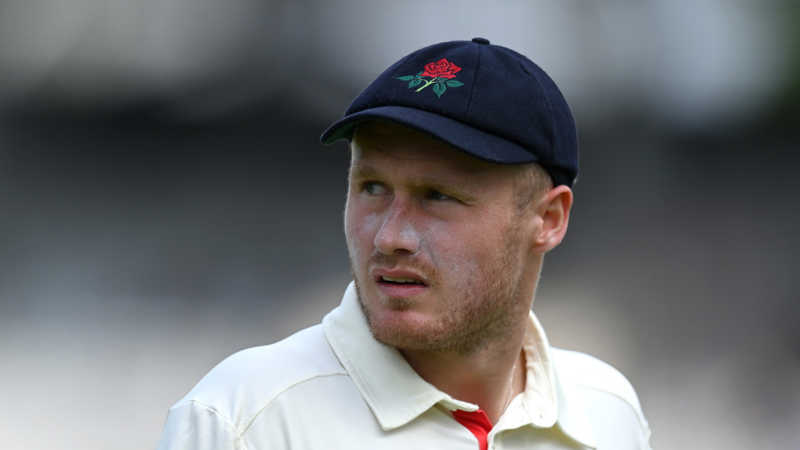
[0,1,798,448]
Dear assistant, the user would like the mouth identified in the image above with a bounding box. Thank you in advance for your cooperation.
[372,269,429,297]
[377,275,427,286]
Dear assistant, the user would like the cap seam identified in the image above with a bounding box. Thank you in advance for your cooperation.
[464,42,482,117]
[520,59,558,161]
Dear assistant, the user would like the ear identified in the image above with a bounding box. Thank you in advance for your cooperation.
[532,185,573,253]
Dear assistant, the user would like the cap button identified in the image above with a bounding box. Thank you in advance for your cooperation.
[472,37,490,45]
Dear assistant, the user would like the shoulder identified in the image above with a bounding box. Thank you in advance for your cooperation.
[552,348,649,429]
[551,348,643,412]
[551,348,653,449]
[169,324,348,431]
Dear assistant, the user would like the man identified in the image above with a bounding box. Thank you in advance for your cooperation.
[158,38,652,450]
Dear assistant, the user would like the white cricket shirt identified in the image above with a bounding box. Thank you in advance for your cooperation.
[157,283,651,450]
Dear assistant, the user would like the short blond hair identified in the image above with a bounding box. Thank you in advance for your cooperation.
[512,163,553,212]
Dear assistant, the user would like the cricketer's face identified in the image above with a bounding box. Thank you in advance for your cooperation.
[344,122,540,355]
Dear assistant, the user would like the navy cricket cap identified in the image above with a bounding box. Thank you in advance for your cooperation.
[320,38,579,187]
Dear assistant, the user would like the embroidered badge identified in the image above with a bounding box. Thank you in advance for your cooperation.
[395,58,464,98]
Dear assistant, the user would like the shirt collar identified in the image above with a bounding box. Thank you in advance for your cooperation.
[322,282,476,431]
[322,282,597,448]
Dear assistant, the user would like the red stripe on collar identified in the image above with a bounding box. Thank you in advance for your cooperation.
[452,409,493,450]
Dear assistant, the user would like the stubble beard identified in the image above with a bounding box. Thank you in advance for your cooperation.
[350,222,529,357]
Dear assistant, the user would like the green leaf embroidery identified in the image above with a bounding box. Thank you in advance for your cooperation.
[396,75,415,81]
[446,80,464,87]
[433,82,446,98]
[409,78,422,88]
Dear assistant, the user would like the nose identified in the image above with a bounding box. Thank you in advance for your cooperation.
[374,199,420,256]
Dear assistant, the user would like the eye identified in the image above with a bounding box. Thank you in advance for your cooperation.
[426,189,453,202]
[362,181,388,196]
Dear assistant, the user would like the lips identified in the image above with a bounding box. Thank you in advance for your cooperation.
[372,268,429,297]
[373,268,428,286]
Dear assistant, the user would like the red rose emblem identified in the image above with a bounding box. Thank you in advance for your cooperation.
[420,58,461,79]
[395,58,465,98]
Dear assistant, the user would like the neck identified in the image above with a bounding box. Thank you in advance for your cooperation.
[400,314,529,424]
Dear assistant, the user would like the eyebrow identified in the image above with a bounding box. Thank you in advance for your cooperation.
[348,163,381,180]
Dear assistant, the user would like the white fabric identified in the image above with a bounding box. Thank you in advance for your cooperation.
[157,282,651,450]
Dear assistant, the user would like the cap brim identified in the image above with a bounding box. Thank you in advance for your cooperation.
[319,106,537,165]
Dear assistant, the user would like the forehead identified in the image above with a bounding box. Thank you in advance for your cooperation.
[349,121,514,178]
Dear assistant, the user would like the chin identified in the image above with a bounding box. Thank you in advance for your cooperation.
[368,318,442,351]
[356,287,435,348]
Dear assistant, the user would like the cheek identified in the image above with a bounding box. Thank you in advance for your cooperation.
[424,221,480,275]
[344,200,380,262]
[427,220,504,282]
